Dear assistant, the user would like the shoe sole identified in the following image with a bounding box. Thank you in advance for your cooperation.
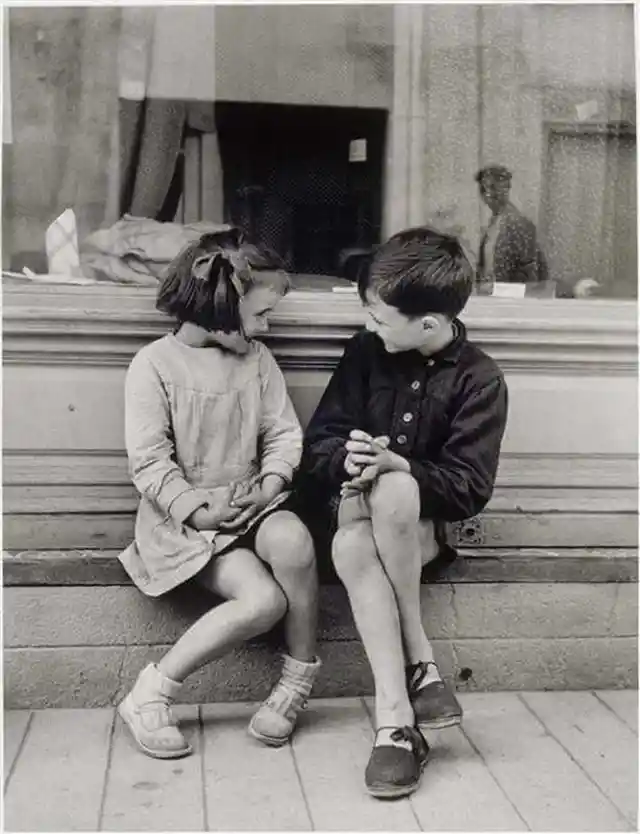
[366,755,428,800]
[117,700,192,760]
[416,713,463,731]
[247,721,290,748]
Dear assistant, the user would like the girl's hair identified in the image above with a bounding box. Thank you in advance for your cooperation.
[156,227,290,332]
[358,226,473,319]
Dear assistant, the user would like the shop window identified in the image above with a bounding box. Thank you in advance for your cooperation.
[2,4,636,301]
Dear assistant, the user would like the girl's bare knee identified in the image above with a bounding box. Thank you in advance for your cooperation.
[244,581,288,631]
[257,511,316,573]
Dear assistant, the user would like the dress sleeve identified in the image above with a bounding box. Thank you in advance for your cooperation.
[258,345,303,484]
[125,351,210,524]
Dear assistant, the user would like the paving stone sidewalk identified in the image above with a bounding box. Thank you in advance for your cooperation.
[4,691,638,832]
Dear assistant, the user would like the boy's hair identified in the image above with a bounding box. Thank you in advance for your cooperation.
[358,226,473,318]
[157,227,289,332]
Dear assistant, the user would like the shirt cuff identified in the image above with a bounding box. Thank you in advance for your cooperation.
[329,446,349,485]
[261,461,294,484]
[168,487,210,525]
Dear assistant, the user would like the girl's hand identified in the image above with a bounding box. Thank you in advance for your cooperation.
[188,489,241,530]
[218,487,270,531]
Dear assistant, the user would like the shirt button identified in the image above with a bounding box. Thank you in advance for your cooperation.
[426,359,435,367]
[402,412,413,423]
[411,380,420,391]
[397,434,408,445]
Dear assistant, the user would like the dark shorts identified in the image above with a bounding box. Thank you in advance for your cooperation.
[292,489,458,582]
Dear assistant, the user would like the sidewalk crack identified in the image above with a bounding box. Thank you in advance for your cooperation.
[460,721,531,831]
[291,740,315,830]
[199,705,209,832]
[3,711,34,794]
[518,692,634,829]
[96,708,117,831]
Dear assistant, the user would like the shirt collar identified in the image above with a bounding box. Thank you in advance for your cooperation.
[431,319,467,365]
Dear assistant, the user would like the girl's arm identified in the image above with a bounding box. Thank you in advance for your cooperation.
[258,345,303,488]
[125,352,210,524]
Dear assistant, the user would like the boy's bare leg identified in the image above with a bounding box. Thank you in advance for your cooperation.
[367,472,439,679]
[332,518,414,728]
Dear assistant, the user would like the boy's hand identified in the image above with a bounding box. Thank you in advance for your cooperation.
[343,430,387,477]
[342,430,409,492]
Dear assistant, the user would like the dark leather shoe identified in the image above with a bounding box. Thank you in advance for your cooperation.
[407,662,463,730]
[365,726,429,799]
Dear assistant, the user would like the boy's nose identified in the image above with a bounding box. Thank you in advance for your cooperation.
[365,318,376,333]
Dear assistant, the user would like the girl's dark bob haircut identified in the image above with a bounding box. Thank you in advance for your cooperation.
[156,227,289,333]
[358,226,474,319]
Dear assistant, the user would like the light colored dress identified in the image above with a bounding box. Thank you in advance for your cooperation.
[119,333,302,597]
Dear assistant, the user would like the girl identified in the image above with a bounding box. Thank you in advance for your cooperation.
[118,228,320,759]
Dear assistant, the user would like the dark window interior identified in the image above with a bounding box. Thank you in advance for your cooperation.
[215,102,387,276]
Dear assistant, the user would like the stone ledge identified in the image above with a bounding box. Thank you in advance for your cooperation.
[3,547,638,586]
[4,582,637,647]
[5,637,637,709]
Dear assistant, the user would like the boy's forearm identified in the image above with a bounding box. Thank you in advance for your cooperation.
[302,436,349,489]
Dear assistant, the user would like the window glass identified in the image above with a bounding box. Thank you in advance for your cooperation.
[3,4,635,299]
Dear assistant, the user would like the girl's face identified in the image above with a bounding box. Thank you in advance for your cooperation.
[239,284,283,339]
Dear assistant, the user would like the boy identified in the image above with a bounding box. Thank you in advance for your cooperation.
[299,228,508,799]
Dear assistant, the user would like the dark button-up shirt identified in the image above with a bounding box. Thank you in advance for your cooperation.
[300,322,508,522]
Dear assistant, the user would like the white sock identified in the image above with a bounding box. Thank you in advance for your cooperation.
[413,661,442,690]
[374,727,413,751]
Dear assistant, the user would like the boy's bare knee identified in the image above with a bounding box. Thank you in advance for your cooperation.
[332,521,377,583]
[369,471,420,530]
[257,511,315,573]
[419,519,438,565]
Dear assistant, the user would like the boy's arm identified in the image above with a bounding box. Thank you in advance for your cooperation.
[125,353,210,524]
[258,345,303,487]
[408,374,508,521]
[301,334,369,490]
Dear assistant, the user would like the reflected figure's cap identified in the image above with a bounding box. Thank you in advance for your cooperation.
[474,165,512,184]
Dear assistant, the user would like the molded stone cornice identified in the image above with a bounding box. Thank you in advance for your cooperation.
[2,285,637,372]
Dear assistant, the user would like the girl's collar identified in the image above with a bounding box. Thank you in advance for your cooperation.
[172,327,251,355]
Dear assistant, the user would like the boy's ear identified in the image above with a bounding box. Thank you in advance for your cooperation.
[421,315,439,332]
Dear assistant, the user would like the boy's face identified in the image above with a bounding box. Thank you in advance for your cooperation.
[363,290,438,353]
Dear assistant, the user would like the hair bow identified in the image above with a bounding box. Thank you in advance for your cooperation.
[191,250,247,297]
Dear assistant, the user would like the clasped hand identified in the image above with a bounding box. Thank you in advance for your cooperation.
[188,478,282,532]
[342,429,410,493]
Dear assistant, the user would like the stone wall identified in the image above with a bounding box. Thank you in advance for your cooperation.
[2,285,638,705]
